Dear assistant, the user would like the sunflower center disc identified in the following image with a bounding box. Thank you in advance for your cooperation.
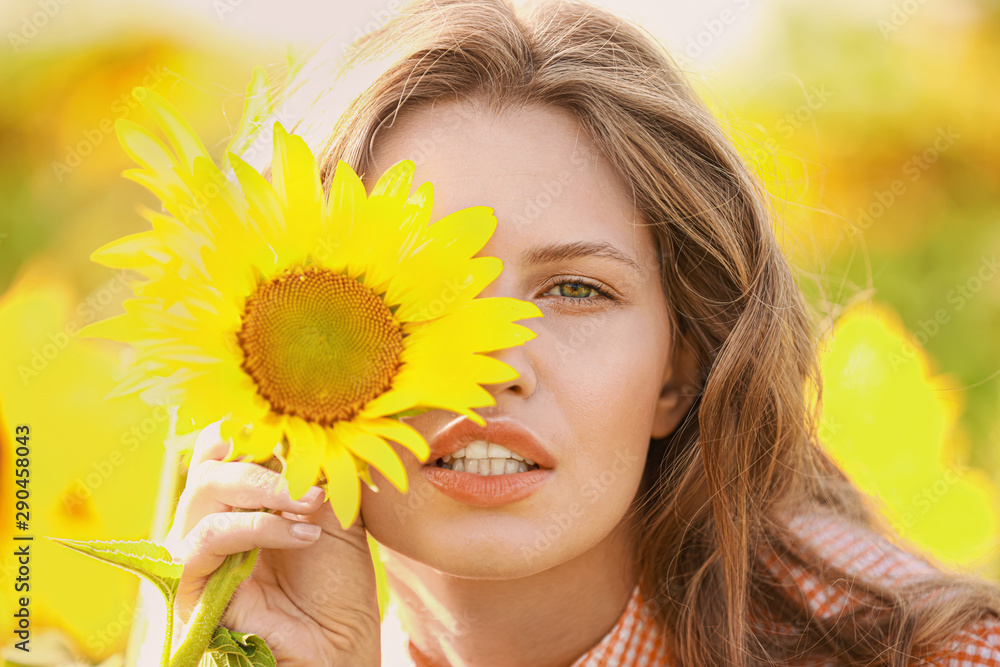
[238,268,403,426]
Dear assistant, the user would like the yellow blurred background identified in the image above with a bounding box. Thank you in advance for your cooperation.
[1,0,998,663]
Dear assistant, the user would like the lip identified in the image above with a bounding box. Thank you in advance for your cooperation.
[425,417,557,469]
[420,417,556,507]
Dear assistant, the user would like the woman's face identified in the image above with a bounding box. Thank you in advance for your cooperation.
[360,99,692,578]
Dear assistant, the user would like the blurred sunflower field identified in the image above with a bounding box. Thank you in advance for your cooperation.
[1,0,998,664]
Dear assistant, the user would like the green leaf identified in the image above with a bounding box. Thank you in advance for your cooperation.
[50,537,183,667]
[48,537,182,601]
[198,627,276,667]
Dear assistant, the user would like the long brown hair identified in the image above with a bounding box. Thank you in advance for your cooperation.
[259,0,1000,663]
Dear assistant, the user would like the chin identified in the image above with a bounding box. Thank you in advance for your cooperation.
[366,506,583,579]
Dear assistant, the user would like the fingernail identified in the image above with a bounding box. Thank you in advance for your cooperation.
[297,486,323,504]
[290,522,322,540]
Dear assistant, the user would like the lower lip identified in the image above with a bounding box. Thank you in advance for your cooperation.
[420,465,554,506]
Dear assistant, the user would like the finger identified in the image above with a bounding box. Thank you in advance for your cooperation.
[189,421,233,470]
[176,511,323,580]
[290,495,366,535]
[193,461,325,514]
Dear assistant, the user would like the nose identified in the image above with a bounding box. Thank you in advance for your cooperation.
[480,329,538,401]
[470,251,539,401]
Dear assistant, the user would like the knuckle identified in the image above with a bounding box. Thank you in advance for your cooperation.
[247,468,283,498]
[179,465,215,507]
[182,459,218,497]
[246,511,265,533]
[232,488,258,509]
[194,513,231,548]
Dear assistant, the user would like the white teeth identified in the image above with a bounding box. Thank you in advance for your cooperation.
[487,442,511,458]
[442,457,538,475]
[466,441,489,458]
[448,441,533,461]
[437,441,541,475]
[438,456,539,475]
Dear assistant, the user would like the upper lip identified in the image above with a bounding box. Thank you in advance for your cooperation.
[426,417,556,469]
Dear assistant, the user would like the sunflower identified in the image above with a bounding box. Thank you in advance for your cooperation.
[0,264,168,663]
[81,85,542,529]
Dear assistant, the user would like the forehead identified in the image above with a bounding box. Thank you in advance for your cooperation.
[367,98,656,268]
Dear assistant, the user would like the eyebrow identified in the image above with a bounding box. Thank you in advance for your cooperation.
[520,240,643,274]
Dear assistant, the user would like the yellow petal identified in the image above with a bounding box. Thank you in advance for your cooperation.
[143,210,211,273]
[78,312,145,343]
[219,416,244,442]
[104,367,159,400]
[360,365,492,425]
[392,365,496,416]
[339,425,408,493]
[234,415,283,461]
[371,159,415,202]
[115,118,177,174]
[391,256,503,323]
[134,274,239,327]
[285,418,326,500]
[373,337,510,423]
[420,205,497,259]
[406,179,434,215]
[357,461,377,490]
[134,86,210,167]
[91,231,171,270]
[355,197,424,294]
[322,435,361,530]
[323,160,368,275]
[187,156,244,232]
[180,365,262,428]
[228,151,285,242]
[271,123,322,257]
[358,386,419,421]
[200,232,264,301]
[356,417,430,462]
[400,333,521,383]
[123,169,205,235]
[405,296,541,353]
[354,181,435,297]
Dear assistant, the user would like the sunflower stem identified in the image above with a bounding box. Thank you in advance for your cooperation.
[168,548,260,667]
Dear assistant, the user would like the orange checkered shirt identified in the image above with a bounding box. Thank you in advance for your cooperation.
[383,513,1000,665]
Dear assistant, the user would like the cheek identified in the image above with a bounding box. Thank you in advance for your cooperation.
[535,310,666,507]
[539,309,666,446]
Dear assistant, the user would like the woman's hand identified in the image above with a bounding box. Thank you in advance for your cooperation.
[163,422,381,666]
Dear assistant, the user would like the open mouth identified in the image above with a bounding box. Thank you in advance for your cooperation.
[432,440,541,475]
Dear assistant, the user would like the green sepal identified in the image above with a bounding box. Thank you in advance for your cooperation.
[198,628,276,667]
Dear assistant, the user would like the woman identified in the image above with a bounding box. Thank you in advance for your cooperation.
[164,0,1000,664]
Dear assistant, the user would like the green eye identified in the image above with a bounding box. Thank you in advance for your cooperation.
[541,278,613,308]
[555,282,595,298]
